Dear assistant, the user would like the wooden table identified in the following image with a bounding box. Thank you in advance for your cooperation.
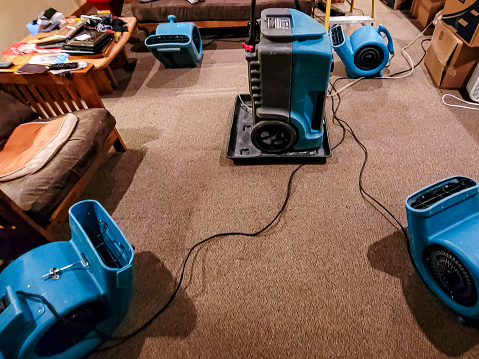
[0,17,137,94]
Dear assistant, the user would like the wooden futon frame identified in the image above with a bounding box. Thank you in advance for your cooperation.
[0,65,125,264]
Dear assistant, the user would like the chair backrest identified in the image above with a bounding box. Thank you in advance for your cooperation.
[0,64,103,119]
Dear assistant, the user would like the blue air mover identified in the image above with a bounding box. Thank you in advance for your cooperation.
[330,24,394,78]
[406,176,479,319]
[227,7,333,160]
[0,200,134,359]
[145,15,202,68]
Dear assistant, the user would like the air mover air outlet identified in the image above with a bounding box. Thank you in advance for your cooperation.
[409,177,476,209]
[35,301,105,357]
[192,27,201,52]
[144,15,203,68]
[145,35,190,45]
[330,26,344,46]
[0,295,9,315]
[354,45,384,71]
[424,245,477,308]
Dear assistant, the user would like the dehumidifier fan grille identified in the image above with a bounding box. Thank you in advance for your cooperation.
[410,177,476,209]
[354,45,384,72]
[35,301,105,357]
[424,245,477,307]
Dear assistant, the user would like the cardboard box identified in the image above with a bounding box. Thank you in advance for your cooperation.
[442,0,479,46]
[424,20,479,88]
[411,0,445,27]
[381,0,411,10]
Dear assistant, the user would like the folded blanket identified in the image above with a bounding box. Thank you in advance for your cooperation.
[0,113,78,182]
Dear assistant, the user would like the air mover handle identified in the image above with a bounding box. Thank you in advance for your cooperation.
[378,24,394,54]
[246,0,257,51]
[0,287,28,351]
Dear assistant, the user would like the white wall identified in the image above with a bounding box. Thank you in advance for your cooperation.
[0,0,85,50]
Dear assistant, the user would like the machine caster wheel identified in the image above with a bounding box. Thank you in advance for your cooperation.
[251,120,298,154]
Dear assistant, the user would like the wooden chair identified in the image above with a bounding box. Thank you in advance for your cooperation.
[0,65,126,258]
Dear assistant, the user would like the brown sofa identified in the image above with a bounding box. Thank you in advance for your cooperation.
[131,0,315,29]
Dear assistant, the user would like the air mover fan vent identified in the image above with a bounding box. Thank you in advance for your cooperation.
[424,245,477,307]
[354,45,384,71]
[410,177,476,209]
[0,295,9,315]
[330,26,344,46]
[192,28,201,52]
[35,301,105,357]
[145,35,190,46]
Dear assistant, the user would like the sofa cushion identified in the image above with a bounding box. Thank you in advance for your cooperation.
[0,114,78,182]
[131,0,314,23]
[0,108,116,226]
[0,91,39,151]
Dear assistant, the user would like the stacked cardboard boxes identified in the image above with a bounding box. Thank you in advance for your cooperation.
[411,0,445,27]
[442,0,479,47]
[425,10,479,88]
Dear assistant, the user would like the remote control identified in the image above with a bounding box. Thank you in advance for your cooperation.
[47,62,79,70]
[0,61,13,69]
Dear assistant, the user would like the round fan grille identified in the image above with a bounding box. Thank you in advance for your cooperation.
[35,301,105,357]
[354,45,384,72]
[424,245,477,307]
[251,120,298,154]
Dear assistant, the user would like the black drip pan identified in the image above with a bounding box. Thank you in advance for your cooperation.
[226,94,331,163]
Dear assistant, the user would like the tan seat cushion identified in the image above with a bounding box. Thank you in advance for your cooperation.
[0,114,78,182]
[0,109,116,226]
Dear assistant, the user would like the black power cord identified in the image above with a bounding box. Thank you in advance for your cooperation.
[16,291,111,339]
[389,38,431,77]
[202,36,248,49]
[329,78,409,240]
[93,163,306,352]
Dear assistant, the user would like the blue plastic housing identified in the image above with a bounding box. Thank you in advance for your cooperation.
[406,176,479,318]
[0,200,134,359]
[145,15,203,68]
[332,24,394,78]
[247,9,332,152]
[290,10,332,150]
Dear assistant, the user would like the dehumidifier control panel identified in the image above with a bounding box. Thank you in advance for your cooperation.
[261,9,293,38]
[267,16,290,30]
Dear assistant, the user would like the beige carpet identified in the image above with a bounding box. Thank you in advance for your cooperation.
[80,2,479,358]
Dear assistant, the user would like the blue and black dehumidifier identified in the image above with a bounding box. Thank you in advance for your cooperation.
[330,24,394,78]
[0,200,134,359]
[406,176,479,320]
[227,7,333,160]
[145,15,203,68]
